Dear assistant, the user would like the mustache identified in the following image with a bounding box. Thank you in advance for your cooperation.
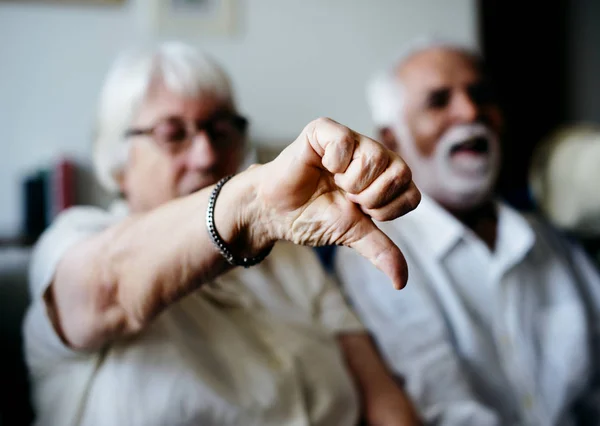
[439,123,499,155]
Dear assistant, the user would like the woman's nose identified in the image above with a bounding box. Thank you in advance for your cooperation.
[184,131,219,170]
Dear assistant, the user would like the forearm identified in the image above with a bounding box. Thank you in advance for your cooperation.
[337,333,422,426]
[47,117,421,351]
[339,333,398,397]
[49,169,269,350]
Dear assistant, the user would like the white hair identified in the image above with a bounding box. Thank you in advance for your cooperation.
[366,37,482,129]
[93,41,235,193]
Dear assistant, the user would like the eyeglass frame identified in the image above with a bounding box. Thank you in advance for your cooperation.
[124,113,248,154]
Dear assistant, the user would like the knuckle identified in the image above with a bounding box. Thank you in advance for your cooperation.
[391,161,412,187]
[313,116,333,126]
[408,187,422,210]
[368,148,387,169]
[305,117,332,137]
[386,174,405,194]
[360,195,378,210]
[371,208,392,222]
[338,127,354,145]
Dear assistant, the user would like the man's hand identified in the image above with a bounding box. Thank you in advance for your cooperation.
[363,389,423,426]
[337,333,423,426]
[256,117,420,289]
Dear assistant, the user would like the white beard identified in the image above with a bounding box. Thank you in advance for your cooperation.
[397,122,501,211]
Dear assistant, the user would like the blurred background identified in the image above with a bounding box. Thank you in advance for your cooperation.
[0,1,599,424]
[0,0,598,241]
[1,0,477,239]
[0,0,598,238]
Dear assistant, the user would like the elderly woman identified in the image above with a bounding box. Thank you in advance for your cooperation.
[24,42,422,426]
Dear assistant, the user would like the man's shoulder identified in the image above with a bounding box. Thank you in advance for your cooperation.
[517,209,572,246]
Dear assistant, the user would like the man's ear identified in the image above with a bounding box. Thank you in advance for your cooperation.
[378,127,400,153]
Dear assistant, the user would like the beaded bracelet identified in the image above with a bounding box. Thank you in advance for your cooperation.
[206,175,272,268]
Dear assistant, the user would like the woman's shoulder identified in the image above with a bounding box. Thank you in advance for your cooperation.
[29,205,122,288]
[48,202,126,235]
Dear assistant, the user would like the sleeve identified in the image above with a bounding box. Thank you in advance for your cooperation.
[564,243,600,423]
[24,207,117,369]
[333,246,501,426]
[567,243,600,346]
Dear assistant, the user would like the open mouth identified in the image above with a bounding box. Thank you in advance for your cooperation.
[450,136,489,156]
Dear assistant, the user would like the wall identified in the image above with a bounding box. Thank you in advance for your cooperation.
[568,0,600,124]
[0,0,477,236]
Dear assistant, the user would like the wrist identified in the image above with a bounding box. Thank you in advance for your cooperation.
[213,166,275,261]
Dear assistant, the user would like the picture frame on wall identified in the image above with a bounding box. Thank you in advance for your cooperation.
[145,0,236,37]
[0,0,123,3]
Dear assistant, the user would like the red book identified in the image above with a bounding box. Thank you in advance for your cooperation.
[52,158,75,217]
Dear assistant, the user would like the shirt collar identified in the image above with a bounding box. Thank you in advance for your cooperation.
[401,194,465,259]
[494,202,536,270]
[400,194,536,265]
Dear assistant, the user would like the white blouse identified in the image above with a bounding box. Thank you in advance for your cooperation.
[25,205,364,426]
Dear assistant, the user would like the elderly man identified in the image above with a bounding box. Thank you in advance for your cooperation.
[24,42,422,425]
[335,40,600,426]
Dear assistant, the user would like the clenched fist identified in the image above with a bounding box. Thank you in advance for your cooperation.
[252,118,421,289]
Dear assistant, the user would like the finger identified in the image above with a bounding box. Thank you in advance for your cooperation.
[346,158,413,209]
[321,133,355,174]
[358,182,421,222]
[333,137,390,194]
[347,219,409,289]
[303,117,357,173]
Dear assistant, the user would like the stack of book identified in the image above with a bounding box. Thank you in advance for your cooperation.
[22,158,76,240]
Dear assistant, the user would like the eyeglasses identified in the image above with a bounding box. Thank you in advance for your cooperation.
[125,113,248,154]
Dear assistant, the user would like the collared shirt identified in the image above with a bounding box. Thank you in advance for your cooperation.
[335,195,600,426]
[24,205,364,426]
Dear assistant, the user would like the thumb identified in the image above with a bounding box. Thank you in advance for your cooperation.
[347,220,408,290]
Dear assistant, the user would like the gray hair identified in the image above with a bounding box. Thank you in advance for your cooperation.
[93,41,235,193]
[366,37,482,128]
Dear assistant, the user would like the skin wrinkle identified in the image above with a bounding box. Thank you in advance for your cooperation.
[106,202,206,330]
[277,127,354,245]
[367,180,397,210]
[38,41,422,421]
[52,99,418,348]
[273,170,323,242]
[323,136,354,174]
[309,119,327,158]
[289,193,354,246]
[352,158,401,209]
[290,193,334,245]
[101,221,147,329]
[310,118,357,172]
[382,174,407,208]
[356,151,387,194]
